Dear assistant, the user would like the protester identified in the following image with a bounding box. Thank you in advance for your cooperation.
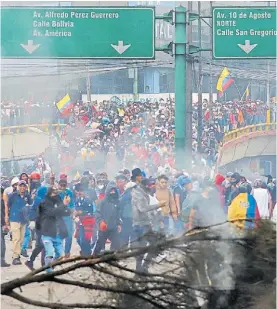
[0,95,275,272]
[7,180,32,265]
[228,182,260,230]
[58,178,75,258]
[119,177,136,248]
[36,187,71,272]
[94,182,122,255]
[184,180,226,230]
[132,177,165,274]
[25,186,48,271]
[1,186,10,267]
[3,177,19,226]
[74,183,96,256]
[155,174,178,234]
[252,179,273,219]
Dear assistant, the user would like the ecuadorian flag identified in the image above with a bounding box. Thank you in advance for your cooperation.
[228,193,260,229]
[216,67,234,97]
[56,94,73,116]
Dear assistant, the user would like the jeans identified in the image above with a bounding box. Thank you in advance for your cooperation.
[1,232,6,261]
[121,217,135,248]
[22,226,31,251]
[174,217,184,235]
[77,226,92,256]
[93,229,120,255]
[41,235,64,272]
[29,230,45,266]
[133,225,159,272]
[63,217,73,255]
[161,217,170,235]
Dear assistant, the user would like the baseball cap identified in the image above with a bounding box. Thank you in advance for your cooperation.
[59,179,67,186]
[11,177,20,186]
[60,174,68,180]
[18,180,27,187]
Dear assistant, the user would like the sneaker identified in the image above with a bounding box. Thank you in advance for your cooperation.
[155,253,167,264]
[1,260,10,267]
[25,260,35,271]
[117,261,128,268]
[12,258,22,265]
[21,249,29,258]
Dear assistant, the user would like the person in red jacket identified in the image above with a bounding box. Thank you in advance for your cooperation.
[214,174,226,212]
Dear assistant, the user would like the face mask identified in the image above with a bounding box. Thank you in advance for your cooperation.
[98,185,104,189]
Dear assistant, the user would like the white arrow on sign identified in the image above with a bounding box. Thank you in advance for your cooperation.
[111,41,131,55]
[20,40,40,54]
[237,40,258,54]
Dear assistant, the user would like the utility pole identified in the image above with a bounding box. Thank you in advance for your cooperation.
[266,1,271,107]
[266,61,270,107]
[209,1,213,106]
[185,1,193,169]
[133,67,138,101]
[86,62,91,102]
[156,6,209,170]
[174,6,186,170]
[197,1,203,152]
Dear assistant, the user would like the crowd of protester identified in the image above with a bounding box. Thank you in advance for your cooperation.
[1,166,276,272]
[3,97,273,176]
[1,96,276,272]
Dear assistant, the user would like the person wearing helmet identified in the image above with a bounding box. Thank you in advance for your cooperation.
[3,177,19,226]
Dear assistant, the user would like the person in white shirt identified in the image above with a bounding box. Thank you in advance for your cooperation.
[3,177,19,226]
[253,179,272,219]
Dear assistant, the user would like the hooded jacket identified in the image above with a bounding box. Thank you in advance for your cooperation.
[119,181,136,219]
[95,182,121,231]
[29,186,48,221]
[132,184,159,226]
[36,194,71,238]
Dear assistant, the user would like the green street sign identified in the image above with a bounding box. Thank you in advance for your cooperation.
[213,7,277,59]
[1,7,155,59]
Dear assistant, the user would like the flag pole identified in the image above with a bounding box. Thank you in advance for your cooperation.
[233,81,242,99]
[240,82,250,101]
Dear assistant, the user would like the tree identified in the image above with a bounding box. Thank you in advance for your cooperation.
[1,221,276,309]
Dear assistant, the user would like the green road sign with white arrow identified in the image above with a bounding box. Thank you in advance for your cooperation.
[213,7,277,59]
[1,7,155,59]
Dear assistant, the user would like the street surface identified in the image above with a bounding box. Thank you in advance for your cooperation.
[1,238,123,309]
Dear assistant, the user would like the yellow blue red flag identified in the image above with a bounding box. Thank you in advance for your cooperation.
[228,192,260,229]
[216,67,234,97]
[56,94,73,115]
